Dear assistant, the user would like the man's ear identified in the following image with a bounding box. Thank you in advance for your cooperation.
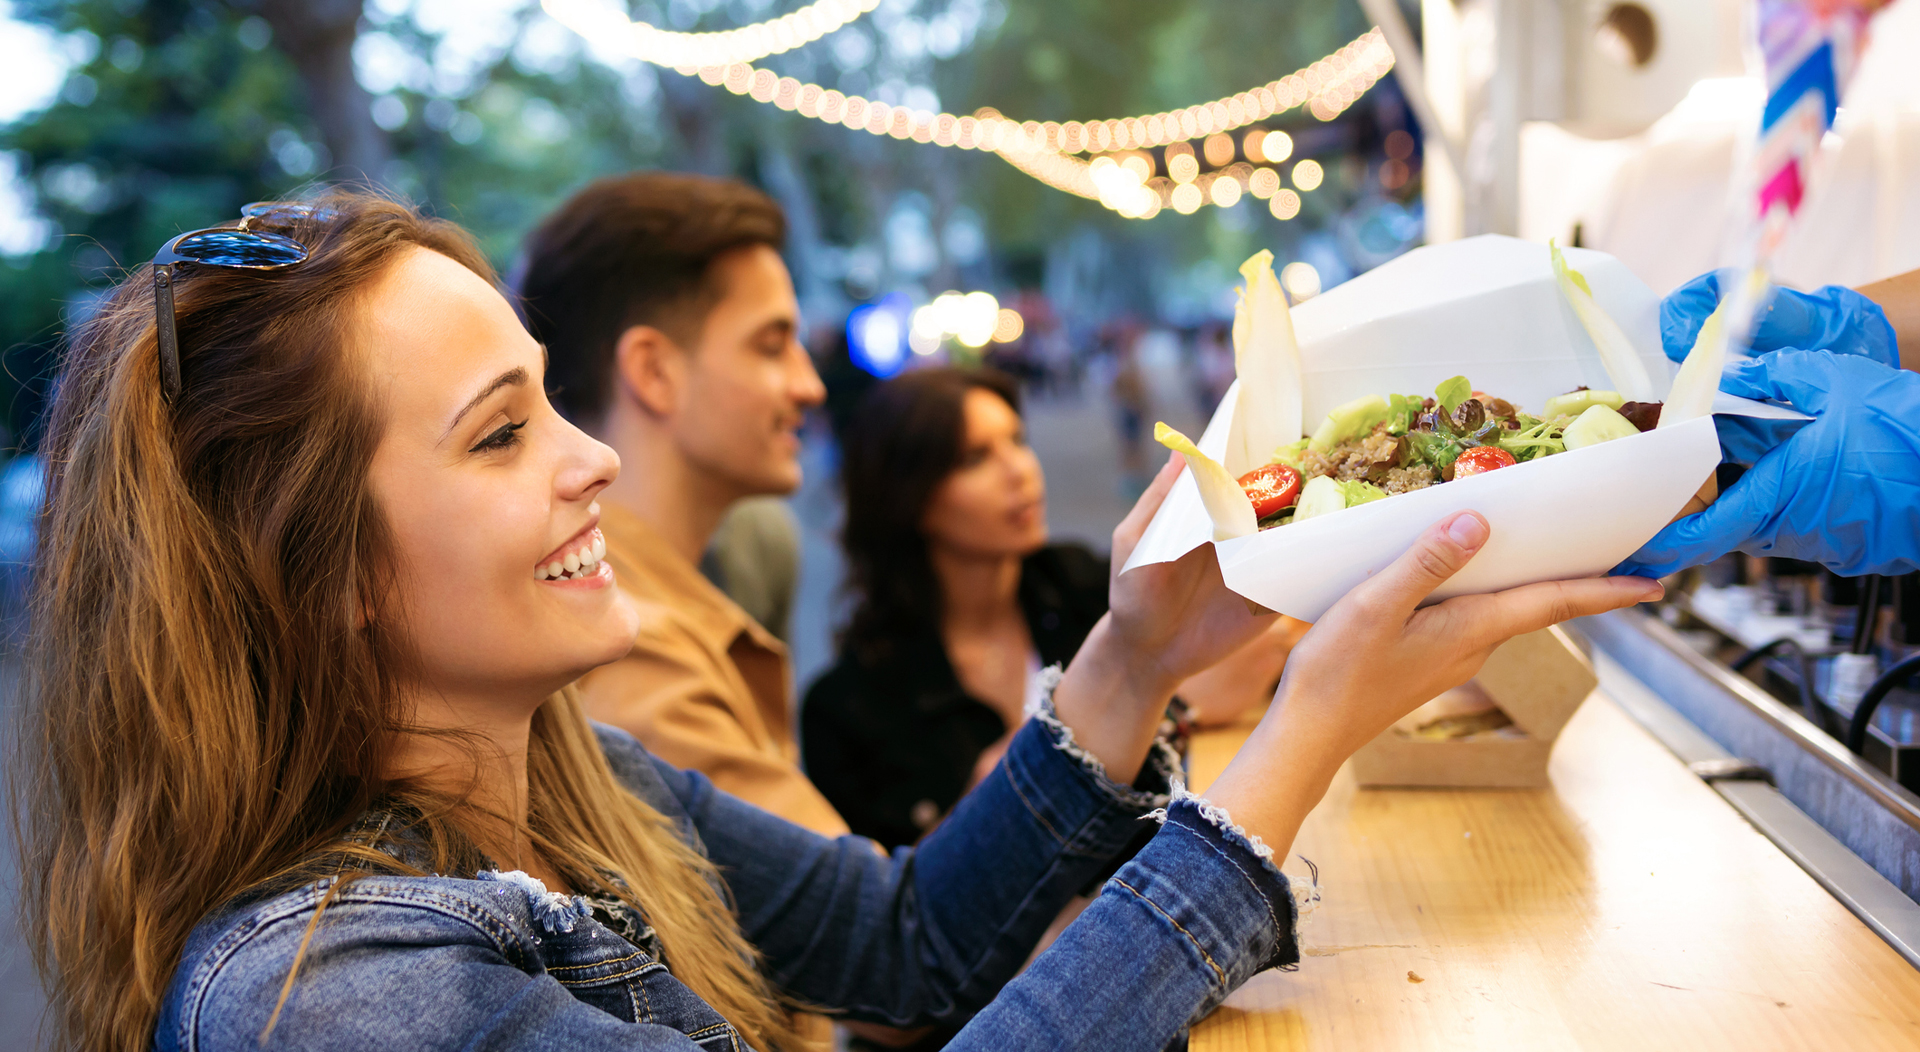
[613,324,686,419]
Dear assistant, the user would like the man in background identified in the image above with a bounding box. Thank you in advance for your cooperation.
[517,172,846,836]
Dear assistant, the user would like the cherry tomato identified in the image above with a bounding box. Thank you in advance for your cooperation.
[1238,463,1302,518]
[1452,445,1517,479]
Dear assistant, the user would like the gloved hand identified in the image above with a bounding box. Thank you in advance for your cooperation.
[1662,271,1899,368]
[1616,350,1920,578]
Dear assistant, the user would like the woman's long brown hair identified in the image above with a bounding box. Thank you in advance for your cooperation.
[15,190,803,1052]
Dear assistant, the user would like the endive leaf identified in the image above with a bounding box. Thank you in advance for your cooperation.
[1155,422,1258,541]
[1227,250,1304,478]
[1550,240,1655,403]
[1661,267,1767,428]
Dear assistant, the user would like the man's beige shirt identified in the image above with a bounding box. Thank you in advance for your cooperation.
[582,501,849,837]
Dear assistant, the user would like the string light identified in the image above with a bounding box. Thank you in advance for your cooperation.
[1281,261,1321,299]
[544,1,1396,219]
[542,0,882,70]
[1255,129,1293,164]
[911,289,1008,350]
[993,308,1025,343]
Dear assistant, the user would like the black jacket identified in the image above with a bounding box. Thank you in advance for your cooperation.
[801,543,1110,849]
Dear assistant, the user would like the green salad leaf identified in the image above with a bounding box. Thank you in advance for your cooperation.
[1386,393,1424,436]
[1406,429,1463,474]
[1435,375,1472,413]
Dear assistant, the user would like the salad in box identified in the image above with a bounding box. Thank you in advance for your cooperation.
[1122,235,1805,622]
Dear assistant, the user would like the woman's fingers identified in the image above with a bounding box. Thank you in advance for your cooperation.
[1110,451,1184,570]
[1438,575,1664,652]
[1342,512,1490,622]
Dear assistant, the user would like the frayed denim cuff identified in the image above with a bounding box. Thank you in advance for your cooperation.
[1024,664,1182,813]
[1138,793,1303,979]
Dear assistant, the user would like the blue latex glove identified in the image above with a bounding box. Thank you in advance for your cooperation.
[1616,350,1920,578]
[1662,271,1899,368]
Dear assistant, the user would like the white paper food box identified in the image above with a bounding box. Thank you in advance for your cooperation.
[1122,235,1798,622]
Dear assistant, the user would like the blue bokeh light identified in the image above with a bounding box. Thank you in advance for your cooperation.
[847,292,913,378]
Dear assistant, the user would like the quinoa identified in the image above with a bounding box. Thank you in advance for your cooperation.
[1381,465,1436,494]
[1299,424,1404,482]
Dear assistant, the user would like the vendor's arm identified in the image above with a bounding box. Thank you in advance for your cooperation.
[1857,267,1920,371]
[1617,351,1920,578]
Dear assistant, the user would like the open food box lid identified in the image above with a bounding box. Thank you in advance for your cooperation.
[1122,235,1805,622]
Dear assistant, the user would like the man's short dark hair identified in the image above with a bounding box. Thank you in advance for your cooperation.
[517,172,787,426]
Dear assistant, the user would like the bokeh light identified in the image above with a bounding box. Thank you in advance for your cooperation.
[1259,129,1293,164]
[846,293,912,377]
[956,291,1000,347]
[1281,261,1321,300]
[1202,132,1235,167]
[1169,153,1199,184]
[1171,183,1203,214]
[1292,158,1323,191]
[1269,188,1301,220]
[992,308,1025,343]
[1209,176,1242,208]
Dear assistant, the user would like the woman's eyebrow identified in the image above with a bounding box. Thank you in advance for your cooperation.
[443,366,528,440]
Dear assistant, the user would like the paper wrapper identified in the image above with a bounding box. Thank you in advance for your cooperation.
[1122,236,1807,622]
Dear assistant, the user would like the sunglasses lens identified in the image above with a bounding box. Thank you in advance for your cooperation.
[170,230,309,268]
[240,201,340,227]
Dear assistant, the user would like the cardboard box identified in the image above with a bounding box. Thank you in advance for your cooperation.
[1348,625,1599,789]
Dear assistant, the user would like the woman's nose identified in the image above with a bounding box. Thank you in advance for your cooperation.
[560,425,621,502]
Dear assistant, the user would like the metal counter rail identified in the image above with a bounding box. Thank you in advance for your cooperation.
[1573,609,1920,962]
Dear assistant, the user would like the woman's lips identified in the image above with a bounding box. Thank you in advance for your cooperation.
[541,557,614,589]
[536,513,607,581]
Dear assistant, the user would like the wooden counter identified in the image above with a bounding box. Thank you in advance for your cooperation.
[1186,691,1920,1051]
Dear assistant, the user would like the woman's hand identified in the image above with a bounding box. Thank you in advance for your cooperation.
[1204,511,1663,858]
[1106,452,1281,689]
[1052,453,1279,783]
[1175,617,1309,728]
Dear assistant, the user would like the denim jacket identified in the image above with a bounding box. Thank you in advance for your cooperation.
[155,687,1301,1051]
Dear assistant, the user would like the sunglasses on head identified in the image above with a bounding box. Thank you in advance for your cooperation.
[149,202,333,402]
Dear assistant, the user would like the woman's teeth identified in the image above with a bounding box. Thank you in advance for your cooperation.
[537,533,608,581]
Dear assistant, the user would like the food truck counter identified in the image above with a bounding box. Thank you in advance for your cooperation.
[1185,626,1920,1051]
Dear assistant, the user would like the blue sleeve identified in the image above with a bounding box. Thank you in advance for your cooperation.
[629,705,1299,1047]
[951,798,1300,1048]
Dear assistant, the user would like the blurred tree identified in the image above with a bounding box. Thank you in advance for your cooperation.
[0,0,319,450]
[0,0,1410,448]
[250,0,390,179]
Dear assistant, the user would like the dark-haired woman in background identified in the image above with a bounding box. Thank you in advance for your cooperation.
[803,368,1302,849]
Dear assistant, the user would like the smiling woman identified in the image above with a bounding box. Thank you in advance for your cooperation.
[15,189,1661,1052]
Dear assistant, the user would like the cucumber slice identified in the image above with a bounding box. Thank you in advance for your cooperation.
[1307,394,1391,453]
[1291,475,1347,522]
[1543,389,1624,419]
[1562,404,1641,450]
